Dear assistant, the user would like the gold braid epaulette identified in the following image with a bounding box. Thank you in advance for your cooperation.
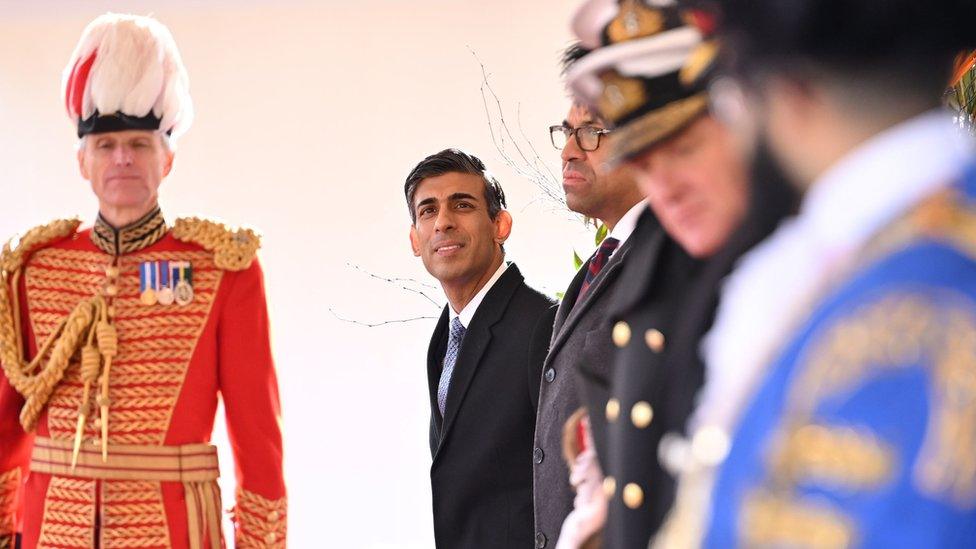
[0,218,99,431]
[172,218,261,271]
[865,187,976,265]
[0,218,81,274]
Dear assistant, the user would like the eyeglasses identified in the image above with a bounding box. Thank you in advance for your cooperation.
[549,125,612,152]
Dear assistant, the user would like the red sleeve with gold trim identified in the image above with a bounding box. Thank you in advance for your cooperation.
[216,258,286,546]
[0,376,28,547]
[0,272,35,545]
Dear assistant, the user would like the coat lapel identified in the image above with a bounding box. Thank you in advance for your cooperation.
[546,237,635,364]
[551,263,587,344]
[608,211,667,317]
[433,264,525,461]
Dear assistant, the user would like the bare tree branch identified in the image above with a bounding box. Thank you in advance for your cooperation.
[469,47,566,210]
[346,262,442,308]
[331,264,444,328]
[516,102,560,185]
[329,308,438,328]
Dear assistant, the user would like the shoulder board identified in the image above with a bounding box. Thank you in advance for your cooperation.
[171,217,261,271]
[868,188,976,264]
[1,218,81,274]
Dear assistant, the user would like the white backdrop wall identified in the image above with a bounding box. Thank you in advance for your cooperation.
[0,1,606,546]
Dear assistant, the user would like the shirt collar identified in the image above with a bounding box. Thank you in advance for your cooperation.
[801,109,975,259]
[449,261,510,328]
[607,201,646,247]
[91,206,169,256]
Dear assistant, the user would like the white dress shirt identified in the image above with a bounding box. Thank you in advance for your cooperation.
[606,201,646,257]
[449,261,510,329]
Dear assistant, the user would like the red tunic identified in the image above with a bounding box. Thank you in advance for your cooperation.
[0,211,286,548]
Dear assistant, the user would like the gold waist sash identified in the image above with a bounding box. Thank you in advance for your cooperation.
[31,436,223,549]
[31,436,219,481]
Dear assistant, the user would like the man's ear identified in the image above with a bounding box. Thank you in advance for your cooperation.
[77,146,90,181]
[765,74,821,132]
[162,150,175,178]
[409,224,422,257]
[494,210,513,245]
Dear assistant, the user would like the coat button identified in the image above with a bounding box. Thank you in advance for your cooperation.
[105,265,120,278]
[631,401,654,429]
[606,398,620,422]
[267,511,280,522]
[535,532,548,548]
[544,368,556,383]
[612,321,631,347]
[265,532,277,544]
[603,476,616,498]
[645,329,665,353]
[533,447,545,464]
[103,284,119,297]
[623,483,644,509]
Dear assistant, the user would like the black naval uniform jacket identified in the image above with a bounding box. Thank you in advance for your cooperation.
[571,209,701,548]
[533,232,636,549]
[597,209,704,548]
[575,212,698,465]
[602,156,800,548]
[427,263,557,549]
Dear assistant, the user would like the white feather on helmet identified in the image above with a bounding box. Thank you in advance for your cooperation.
[62,13,193,142]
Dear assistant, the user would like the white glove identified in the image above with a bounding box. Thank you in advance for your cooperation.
[556,416,608,549]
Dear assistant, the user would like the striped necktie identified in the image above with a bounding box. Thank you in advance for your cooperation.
[437,317,466,417]
[576,237,620,304]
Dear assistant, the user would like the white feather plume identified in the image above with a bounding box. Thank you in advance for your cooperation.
[61,13,193,142]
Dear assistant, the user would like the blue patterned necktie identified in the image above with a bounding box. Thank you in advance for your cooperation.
[437,317,466,417]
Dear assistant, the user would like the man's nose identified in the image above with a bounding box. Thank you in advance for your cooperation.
[561,134,585,163]
[434,208,456,232]
[112,145,134,166]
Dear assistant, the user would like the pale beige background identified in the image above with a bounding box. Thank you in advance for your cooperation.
[0,1,603,546]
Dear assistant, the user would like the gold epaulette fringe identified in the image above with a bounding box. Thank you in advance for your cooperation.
[0,218,80,274]
[0,219,88,431]
[172,217,261,271]
[866,187,976,264]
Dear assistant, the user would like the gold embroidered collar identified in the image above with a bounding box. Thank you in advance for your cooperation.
[91,206,169,256]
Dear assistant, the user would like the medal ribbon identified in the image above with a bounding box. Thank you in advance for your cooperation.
[160,260,170,291]
[140,262,150,294]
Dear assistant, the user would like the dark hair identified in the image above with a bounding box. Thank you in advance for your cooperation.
[561,42,591,76]
[719,0,976,96]
[404,148,507,224]
[560,42,614,125]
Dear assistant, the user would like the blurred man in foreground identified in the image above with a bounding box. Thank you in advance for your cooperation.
[560,1,796,547]
[662,0,976,546]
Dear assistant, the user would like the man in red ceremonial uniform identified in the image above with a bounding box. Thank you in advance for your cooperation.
[0,13,286,548]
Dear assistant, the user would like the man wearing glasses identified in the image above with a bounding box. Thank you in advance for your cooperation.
[531,45,647,549]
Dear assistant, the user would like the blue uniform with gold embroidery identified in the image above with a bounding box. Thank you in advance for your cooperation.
[706,165,976,548]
